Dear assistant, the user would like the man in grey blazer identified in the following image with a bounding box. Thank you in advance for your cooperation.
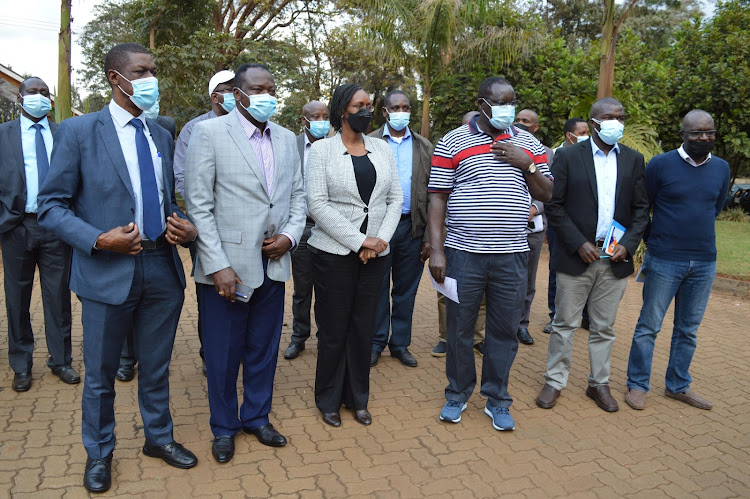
[0,76,77,392]
[186,63,306,464]
[38,43,200,492]
[284,100,330,360]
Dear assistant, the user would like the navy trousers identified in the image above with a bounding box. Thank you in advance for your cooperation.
[200,259,285,437]
[80,245,183,459]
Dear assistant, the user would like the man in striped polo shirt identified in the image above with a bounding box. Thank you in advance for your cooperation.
[427,77,553,431]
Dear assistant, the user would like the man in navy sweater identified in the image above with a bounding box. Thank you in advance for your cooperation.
[625,110,730,411]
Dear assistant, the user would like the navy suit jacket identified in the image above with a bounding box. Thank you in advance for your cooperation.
[0,118,58,233]
[37,106,187,305]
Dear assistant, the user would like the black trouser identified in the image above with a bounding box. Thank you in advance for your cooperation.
[290,220,316,343]
[1,216,72,373]
[312,248,386,412]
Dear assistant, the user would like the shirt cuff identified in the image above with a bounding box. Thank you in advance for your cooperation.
[281,232,296,249]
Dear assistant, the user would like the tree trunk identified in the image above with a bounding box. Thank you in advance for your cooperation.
[150,26,155,50]
[597,0,616,99]
[420,71,431,139]
[57,0,72,121]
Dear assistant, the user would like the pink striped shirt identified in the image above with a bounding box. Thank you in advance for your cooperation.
[236,108,275,196]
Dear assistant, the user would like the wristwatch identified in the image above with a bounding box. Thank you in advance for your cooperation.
[524,162,537,174]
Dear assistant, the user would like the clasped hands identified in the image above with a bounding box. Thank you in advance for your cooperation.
[358,236,388,264]
[577,241,628,264]
[95,212,198,255]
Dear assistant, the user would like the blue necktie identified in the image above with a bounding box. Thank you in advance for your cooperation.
[129,119,162,240]
[32,123,49,189]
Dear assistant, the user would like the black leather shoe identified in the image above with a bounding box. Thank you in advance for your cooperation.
[115,364,135,382]
[284,341,305,360]
[243,423,287,447]
[12,372,32,392]
[370,350,381,367]
[517,328,534,345]
[212,436,235,463]
[354,409,372,426]
[321,412,342,427]
[51,365,81,384]
[391,349,417,367]
[83,454,112,493]
[142,441,198,469]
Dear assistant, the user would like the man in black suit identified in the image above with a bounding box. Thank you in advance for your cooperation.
[536,97,649,413]
[0,77,78,392]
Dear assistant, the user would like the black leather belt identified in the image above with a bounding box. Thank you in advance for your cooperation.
[141,232,167,251]
[23,212,37,219]
[400,213,411,221]
[595,240,605,248]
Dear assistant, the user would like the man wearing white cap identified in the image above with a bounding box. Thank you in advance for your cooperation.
[173,69,234,376]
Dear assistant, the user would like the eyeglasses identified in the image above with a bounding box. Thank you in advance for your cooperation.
[682,130,717,139]
[482,98,519,107]
[349,103,374,113]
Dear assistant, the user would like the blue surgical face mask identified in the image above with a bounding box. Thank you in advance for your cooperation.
[304,117,330,139]
[115,71,159,111]
[591,118,624,145]
[481,99,515,131]
[386,111,410,131]
[237,88,277,122]
[20,93,52,118]
[220,92,236,113]
[143,100,160,120]
[574,134,589,143]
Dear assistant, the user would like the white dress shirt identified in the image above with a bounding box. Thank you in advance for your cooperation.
[108,100,166,238]
[591,139,619,241]
[19,115,53,213]
[678,144,712,167]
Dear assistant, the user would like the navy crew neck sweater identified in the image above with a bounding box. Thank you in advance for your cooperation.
[645,149,730,262]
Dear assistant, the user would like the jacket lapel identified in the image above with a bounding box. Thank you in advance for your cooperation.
[270,123,284,200]
[580,141,598,204]
[147,120,173,218]
[10,120,26,186]
[296,133,305,173]
[614,146,627,207]
[98,108,135,201]
[227,113,269,198]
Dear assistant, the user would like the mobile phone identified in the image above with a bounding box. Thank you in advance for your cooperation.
[235,283,253,303]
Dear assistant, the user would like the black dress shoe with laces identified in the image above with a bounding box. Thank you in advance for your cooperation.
[51,365,81,384]
[284,341,305,360]
[12,372,32,392]
[116,364,135,382]
[243,423,287,447]
[212,435,235,463]
[83,454,112,493]
[391,348,418,367]
[142,441,198,469]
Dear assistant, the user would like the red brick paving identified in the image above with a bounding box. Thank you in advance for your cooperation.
[1,246,749,497]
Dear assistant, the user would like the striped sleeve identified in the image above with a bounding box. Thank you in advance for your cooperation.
[428,136,455,193]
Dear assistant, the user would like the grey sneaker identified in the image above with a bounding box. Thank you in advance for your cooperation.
[439,400,467,423]
[431,341,447,357]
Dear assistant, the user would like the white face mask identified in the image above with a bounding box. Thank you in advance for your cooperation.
[573,134,589,143]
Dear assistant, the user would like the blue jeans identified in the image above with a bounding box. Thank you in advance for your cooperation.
[626,253,716,394]
[373,217,424,353]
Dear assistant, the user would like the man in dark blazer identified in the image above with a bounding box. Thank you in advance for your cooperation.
[0,77,77,393]
[37,43,199,493]
[536,97,649,413]
[369,90,433,368]
[283,100,329,360]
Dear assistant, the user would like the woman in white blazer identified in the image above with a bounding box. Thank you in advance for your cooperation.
[306,83,402,427]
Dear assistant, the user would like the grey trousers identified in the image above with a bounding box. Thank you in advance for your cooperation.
[520,231,545,327]
[545,259,628,390]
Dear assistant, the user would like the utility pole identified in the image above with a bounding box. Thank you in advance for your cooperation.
[57,0,72,121]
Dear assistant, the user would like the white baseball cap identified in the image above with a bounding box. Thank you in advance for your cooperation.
[208,70,235,97]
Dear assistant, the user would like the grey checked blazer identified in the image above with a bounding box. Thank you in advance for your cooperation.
[306,133,402,256]
[185,111,306,288]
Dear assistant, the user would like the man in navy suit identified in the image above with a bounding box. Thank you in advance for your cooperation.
[38,43,199,493]
[0,77,77,392]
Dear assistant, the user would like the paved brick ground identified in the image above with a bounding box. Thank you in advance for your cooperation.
[1,246,749,497]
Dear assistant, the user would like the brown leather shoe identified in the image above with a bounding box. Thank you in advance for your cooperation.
[665,388,713,410]
[535,384,561,409]
[625,388,646,410]
[586,385,619,412]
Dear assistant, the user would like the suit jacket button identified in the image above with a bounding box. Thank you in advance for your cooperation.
[131,208,135,213]
[363,207,368,213]
[270,203,274,209]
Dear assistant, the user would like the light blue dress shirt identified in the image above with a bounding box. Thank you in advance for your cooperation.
[20,115,53,213]
[590,139,620,240]
[108,100,166,238]
[383,125,412,214]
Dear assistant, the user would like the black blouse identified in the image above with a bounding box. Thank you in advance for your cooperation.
[351,154,376,234]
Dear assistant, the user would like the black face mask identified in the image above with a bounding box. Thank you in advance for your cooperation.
[514,123,529,132]
[684,139,715,159]
[347,109,372,134]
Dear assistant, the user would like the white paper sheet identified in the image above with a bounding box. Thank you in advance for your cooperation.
[430,274,460,303]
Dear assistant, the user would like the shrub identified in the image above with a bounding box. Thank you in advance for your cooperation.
[717,207,750,223]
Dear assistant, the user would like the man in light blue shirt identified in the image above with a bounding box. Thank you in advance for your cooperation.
[368,90,434,368]
[0,77,77,393]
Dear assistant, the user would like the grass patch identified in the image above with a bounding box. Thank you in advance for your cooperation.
[716,221,750,280]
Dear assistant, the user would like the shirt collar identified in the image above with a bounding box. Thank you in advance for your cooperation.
[467,115,518,141]
[678,144,711,167]
[304,133,312,147]
[20,114,50,131]
[109,99,145,129]
[383,124,411,140]
[590,137,620,156]
[235,107,271,137]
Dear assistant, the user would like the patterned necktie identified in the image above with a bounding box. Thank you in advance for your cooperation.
[129,119,162,240]
[32,123,49,189]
